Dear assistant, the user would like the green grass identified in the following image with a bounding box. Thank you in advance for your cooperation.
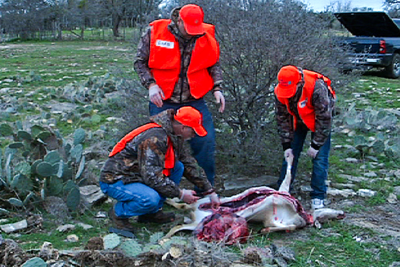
[0,40,135,138]
[291,224,399,266]
[346,74,400,109]
[2,207,110,250]
[230,221,399,266]
[0,40,134,90]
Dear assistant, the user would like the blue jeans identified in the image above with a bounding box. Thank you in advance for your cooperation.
[100,161,184,218]
[149,99,216,187]
[277,127,331,200]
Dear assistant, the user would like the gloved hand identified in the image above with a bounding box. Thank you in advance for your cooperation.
[149,83,165,108]
[307,146,319,159]
[213,90,225,113]
[179,189,199,204]
[208,192,220,210]
[284,148,294,165]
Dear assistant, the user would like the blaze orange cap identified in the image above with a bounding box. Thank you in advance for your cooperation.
[274,65,301,98]
[174,106,207,137]
[179,4,205,35]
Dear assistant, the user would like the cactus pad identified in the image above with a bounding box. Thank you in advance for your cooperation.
[103,233,121,249]
[21,257,47,267]
[120,239,143,257]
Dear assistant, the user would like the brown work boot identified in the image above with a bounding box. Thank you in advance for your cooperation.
[137,209,175,224]
[108,206,135,233]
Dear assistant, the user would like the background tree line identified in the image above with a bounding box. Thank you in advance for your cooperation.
[0,0,163,40]
[0,0,399,41]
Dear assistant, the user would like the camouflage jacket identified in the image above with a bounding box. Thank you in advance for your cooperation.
[100,109,212,198]
[275,78,335,150]
[134,7,223,103]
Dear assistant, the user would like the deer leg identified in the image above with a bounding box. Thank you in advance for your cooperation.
[165,198,193,210]
[161,223,198,241]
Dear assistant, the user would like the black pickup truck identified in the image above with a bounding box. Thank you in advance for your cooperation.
[334,12,400,79]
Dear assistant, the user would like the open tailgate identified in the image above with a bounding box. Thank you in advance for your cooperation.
[334,12,400,37]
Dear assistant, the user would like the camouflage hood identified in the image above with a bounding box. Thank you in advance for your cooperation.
[170,6,181,24]
[149,109,176,137]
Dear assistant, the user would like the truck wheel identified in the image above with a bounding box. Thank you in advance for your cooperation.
[385,53,400,79]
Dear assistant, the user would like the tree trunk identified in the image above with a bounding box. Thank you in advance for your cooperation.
[112,14,121,37]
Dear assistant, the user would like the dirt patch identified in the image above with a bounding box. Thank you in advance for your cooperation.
[0,44,38,49]
[343,203,400,238]
[0,44,129,52]
[77,47,130,51]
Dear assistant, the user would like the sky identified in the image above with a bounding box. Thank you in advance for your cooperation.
[301,0,385,12]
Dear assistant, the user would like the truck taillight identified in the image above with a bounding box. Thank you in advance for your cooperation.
[379,40,386,54]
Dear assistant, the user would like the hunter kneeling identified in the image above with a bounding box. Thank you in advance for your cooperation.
[99,107,220,233]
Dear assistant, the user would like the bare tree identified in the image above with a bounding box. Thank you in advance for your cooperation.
[325,0,353,12]
[0,0,164,40]
[94,0,163,38]
[385,0,400,17]
[0,0,51,40]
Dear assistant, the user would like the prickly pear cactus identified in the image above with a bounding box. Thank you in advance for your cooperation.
[120,239,143,257]
[44,176,64,196]
[0,123,13,136]
[149,232,164,243]
[17,130,32,141]
[21,257,47,267]
[10,174,33,196]
[0,121,87,214]
[8,142,24,149]
[103,233,121,249]
[371,139,384,154]
[64,180,80,211]
[354,135,368,155]
[8,197,24,207]
[0,148,2,182]
[0,207,9,215]
[44,151,61,164]
[142,243,163,253]
[75,156,85,180]
[36,162,55,177]
[14,162,31,177]
[160,236,189,250]
[73,128,86,145]
[31,125,46,138]
[385,143,400,159]
[69,144,83,163]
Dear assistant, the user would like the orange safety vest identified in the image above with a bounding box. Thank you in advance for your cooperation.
[277,70,336,132]
[148,19,220,100]
[109,123,175,176]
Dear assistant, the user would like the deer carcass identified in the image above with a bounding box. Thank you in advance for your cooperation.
[164,156,345,240]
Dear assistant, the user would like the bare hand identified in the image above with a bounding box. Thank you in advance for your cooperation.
[307,146,319,159]
[213,90,225,113]
[149,83,165,108]
[208,192,220,210]
[284,148,294,165]
[179,189,200,204]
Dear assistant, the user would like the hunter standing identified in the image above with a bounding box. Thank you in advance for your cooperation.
[274,65,336,210]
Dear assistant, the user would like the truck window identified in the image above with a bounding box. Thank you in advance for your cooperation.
[394,19,400,29]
